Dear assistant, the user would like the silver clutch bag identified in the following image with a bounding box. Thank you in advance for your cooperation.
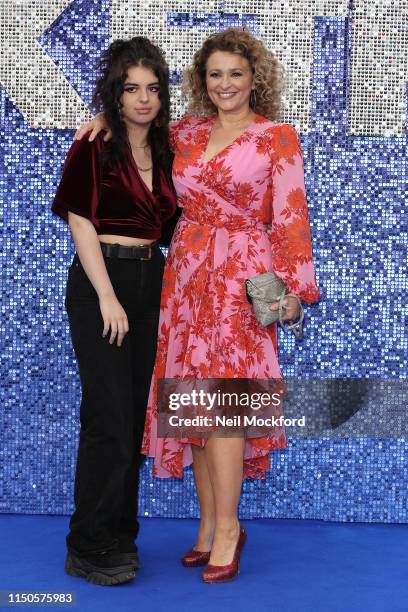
[245,271,304,338]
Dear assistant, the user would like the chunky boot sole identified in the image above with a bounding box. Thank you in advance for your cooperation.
[64,554,135,586]
[125,552,141,570]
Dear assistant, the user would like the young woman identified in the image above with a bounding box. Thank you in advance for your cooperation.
[75,27,320,583]
[51,37,177,585]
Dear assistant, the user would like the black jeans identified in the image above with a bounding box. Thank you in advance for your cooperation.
[64,245,165,556]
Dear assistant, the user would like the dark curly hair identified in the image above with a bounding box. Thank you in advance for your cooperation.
[92,37,172,179]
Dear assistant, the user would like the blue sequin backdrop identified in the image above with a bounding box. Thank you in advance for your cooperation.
[0,0,407,521]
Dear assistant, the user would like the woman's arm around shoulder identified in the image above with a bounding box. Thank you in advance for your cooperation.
[168,113,202,151]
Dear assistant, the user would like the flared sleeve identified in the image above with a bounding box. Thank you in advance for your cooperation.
[269,124,320,304]
[51,131,102,229]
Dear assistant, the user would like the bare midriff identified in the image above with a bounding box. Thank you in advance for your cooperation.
[98,234,156,246]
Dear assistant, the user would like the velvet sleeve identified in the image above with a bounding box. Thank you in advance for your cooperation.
[269,124,320,304]
[51,132,102,229]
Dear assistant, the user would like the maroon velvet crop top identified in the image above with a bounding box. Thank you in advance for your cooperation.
[51,131,177,240]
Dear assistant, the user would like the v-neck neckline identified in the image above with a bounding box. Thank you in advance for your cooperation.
[127,143,157,196]
[201,113,258,166]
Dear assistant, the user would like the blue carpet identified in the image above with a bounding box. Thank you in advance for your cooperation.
[0,515,406,612]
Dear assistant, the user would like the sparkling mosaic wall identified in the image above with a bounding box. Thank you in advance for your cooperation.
[0,0,407,521]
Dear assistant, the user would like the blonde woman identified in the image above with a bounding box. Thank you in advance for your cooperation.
[76,27,320,583]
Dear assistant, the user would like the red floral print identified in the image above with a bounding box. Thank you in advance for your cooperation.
[141,113,320,479]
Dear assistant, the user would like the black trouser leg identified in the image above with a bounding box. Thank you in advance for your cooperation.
[117,309,162,551]
[65,301,135,554]
[64,248,164,556]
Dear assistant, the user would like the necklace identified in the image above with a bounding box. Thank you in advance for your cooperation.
[131,143,150,149]
[130,142,152,171]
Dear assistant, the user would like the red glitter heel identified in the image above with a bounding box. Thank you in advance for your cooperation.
[181,547,211,567]
[202,525,246,583]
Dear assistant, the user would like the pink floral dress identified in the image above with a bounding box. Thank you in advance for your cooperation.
[141,113,320,479]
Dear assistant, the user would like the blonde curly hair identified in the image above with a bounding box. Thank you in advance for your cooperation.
[182,27,285,121]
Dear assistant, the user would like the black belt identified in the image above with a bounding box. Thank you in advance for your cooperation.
[100,241,158,260]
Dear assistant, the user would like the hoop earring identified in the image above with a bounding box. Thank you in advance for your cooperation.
[250,89,257,109]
